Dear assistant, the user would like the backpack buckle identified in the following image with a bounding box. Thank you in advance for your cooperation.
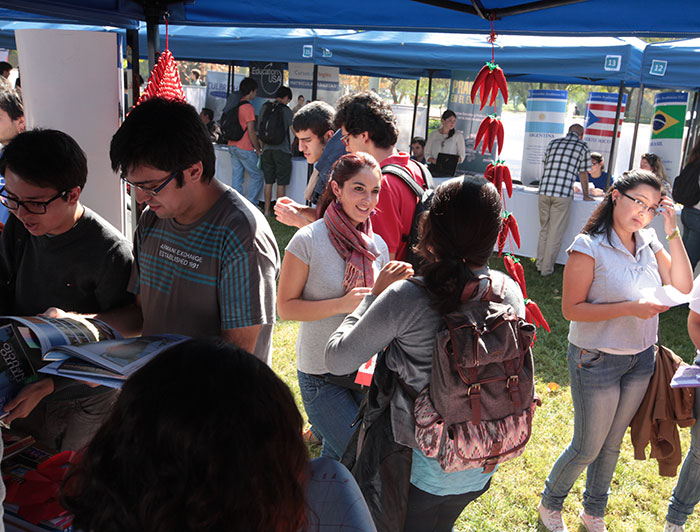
[467,383,481,396]
[507,375,519,386]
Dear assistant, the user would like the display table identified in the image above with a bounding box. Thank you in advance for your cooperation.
[214,145,308,205]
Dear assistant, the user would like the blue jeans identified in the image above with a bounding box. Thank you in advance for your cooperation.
[297,370,363,461]
[541,343,655,517]
[666,390,700,526]
[228,145,263,205]
[681,207,700,271]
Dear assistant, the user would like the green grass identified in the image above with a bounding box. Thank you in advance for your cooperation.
[269,219,698,532]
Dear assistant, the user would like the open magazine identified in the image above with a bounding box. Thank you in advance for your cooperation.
[39,334,189,388]
[0,315,123,417]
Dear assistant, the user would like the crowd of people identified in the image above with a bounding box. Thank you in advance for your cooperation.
[1,76,700,532]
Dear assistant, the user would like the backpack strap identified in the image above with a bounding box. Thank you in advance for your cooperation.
[382,163,427,197]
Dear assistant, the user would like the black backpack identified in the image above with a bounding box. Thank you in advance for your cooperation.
[672,159,700,206]
[381,161,434,269]
[258,101,289,145]
[220,101,251,142]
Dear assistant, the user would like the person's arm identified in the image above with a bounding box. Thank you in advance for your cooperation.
[42,298,144,337]
[4,378,54,424]
[655,195,693,293]
[456,131,466,163]
[688,310,700,350]
[561,251,668,322]
[277,250,371,322]
[579,171,593,201]
[304,169,320,202]
[221,325,261,354]
[274,197,317,228]
[425,132,438,164]
[325,262,414,375]
[247,120,261,154]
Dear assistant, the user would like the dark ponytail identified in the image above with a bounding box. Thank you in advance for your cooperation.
[416,176,502,315]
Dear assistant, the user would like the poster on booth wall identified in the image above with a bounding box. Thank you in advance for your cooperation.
[448,70,502,176]
[649,92,688,181]
[205,71,244,121]
[249,62,285,99]
[521,90,568,185]
[583,92,627,172]
[288,63,340,106]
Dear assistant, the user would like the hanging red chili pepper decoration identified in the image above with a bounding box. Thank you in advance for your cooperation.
[525,299,550,332]
[503,254,527,298]
[484,160,513,198]
[475,115,504,155]
[470,62,509,110]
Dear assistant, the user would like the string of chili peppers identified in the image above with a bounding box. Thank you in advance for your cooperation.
[473,16,550,339]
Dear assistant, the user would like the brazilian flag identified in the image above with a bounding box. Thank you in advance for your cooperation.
[652,105,686,139]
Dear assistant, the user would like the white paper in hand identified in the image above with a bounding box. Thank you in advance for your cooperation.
[639,285,698,307]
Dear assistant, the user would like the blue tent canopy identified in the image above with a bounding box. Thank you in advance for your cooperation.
[0,21,645,86]
[315,32,645,86]
[641,39,700,90]
[3,0,700,37]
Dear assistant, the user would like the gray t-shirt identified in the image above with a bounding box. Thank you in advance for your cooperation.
[129,187,280,365]
[286,219,389,374]
[567,228,663,354]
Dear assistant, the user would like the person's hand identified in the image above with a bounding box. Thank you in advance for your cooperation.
[337,287,373,314]
[629,298,669,319]
[372,261,414,296]
[658,195,678,235]
[427,157,436,164]
[39,307,70,319]
[4,378,54,423]
[274,197,307,228]
[582,194,594,201]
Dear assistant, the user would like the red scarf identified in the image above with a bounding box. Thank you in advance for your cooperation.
[324,201,379,291]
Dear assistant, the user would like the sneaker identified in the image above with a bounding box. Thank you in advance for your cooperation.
[538,503,568,532]
[664,522,685,532]
[579,511,606,532]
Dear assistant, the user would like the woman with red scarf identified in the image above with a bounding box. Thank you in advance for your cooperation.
[278,152,413,460]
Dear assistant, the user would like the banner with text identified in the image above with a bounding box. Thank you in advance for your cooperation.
[650,92,688,181]
[288,63,340,106]
[521,89,568,185]
[205,71,243,121]
[583,91,627,170]
[249,62,285,98]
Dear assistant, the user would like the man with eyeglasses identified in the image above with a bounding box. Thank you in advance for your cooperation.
[0,128,133,451]
[537,123,593,277]
[58,98,279,365]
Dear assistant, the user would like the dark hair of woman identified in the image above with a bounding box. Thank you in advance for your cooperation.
[686,139,700,166]
[582,169,663,244]
[441,109,457,139]
[315,152,381,219]
[61,339,309,532]
[416,176,502,315]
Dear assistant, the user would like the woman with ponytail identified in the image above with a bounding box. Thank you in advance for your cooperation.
[425,109,466,165]
[325,176,525,531]
[278,152,413,461]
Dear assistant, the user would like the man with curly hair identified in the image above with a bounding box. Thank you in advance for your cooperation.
[334,91,427,260]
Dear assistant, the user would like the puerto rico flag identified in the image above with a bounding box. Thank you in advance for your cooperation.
[584,92,627,138]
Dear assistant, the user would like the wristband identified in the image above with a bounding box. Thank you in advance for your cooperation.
[666,227,680,241]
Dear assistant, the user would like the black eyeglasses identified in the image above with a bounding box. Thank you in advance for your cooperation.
[0,187,68,214]
[620,191,661,217]
[120,170,180,197]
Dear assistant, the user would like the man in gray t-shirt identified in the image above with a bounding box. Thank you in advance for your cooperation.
[57,98,280,365]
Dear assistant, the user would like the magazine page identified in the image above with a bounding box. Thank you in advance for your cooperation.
[0,316,123,356]
[42,334,189,376]
[0,324,39,417]
[40,361,123,389]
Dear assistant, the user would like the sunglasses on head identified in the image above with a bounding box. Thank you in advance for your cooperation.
[643,153,659,164]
